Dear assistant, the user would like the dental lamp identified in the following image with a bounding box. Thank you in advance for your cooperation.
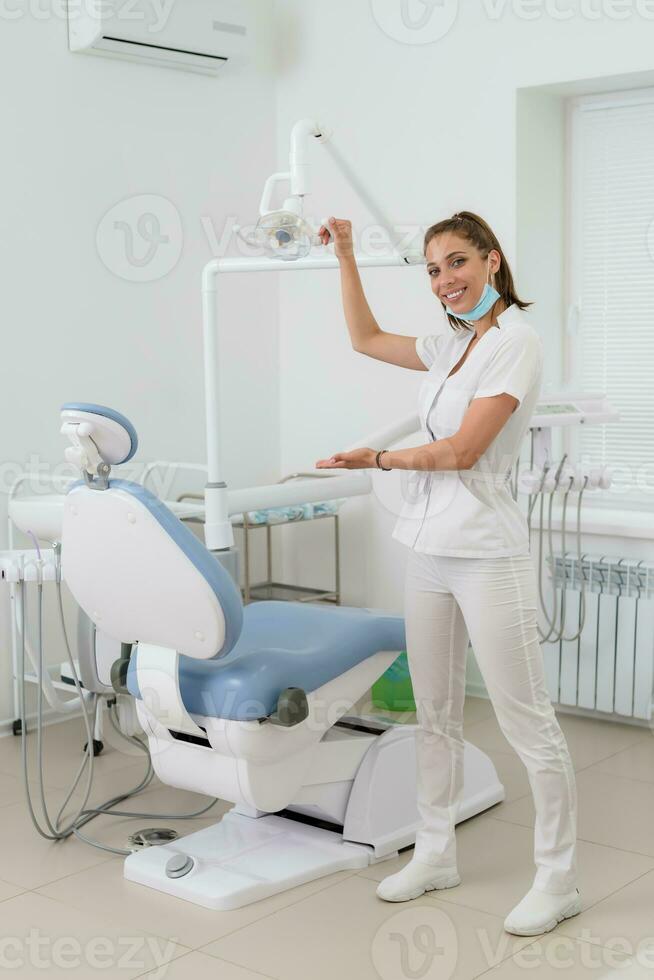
[235,118,425,264]
[202,120,426,555]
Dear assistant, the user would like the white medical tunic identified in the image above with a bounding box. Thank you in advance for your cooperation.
[391,304,543,558]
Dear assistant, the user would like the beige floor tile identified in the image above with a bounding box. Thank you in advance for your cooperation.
[90,764,167,807]
[0,877,25,903]
[201,874,535,980]
[465,714,513,755]
[595,962,654,980]
[494,768,654,858]
[0,891,189,978]
[584,736,654,783]
[1,706,649,977]
[557,869,654,954]
[0,724,230,843]
[478,935,634,977]
[0,769,61,808]
[104,778,227,816]
[0,715,147,788]
[0,791,116,889]
[139,950,275,979]
[0,741,160,830]
[359,815,654,919]
[465,712,648,772]
[61,783,232,856]
[0,758,177,832]
[0,730,239,888]
[556,714,649,769]
[483,749,532,807]
[463,695,497,727]
[38,836,360,949]
[59,760,164,813]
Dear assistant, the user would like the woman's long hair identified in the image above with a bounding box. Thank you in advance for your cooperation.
[424,211,532,332]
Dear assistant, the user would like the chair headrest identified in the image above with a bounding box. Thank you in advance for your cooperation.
[61,403,138,465]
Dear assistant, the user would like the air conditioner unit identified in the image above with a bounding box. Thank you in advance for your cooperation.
[67,0,249,76]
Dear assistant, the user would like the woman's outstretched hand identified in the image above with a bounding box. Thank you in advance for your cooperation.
[315,448,376,470]
[317,217,354,260]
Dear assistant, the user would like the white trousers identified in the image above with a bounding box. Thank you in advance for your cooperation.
[404,549,578,895]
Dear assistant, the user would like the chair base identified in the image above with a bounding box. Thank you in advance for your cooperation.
[124,734,506,911]
[124,810,378,910]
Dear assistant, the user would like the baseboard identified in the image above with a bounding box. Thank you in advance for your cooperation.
[0,708,77,740]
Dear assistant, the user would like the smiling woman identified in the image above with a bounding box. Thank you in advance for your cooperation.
[315,209,581,937]
[424,210,532,333]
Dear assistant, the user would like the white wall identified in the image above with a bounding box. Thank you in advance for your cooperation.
[3,4,654,727]
[274,1,654,615]
[0,4,278,724]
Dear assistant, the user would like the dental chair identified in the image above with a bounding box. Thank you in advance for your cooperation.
[60,403,504,911]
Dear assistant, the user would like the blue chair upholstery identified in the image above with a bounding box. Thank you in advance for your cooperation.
[62,403,405,723]
[128,600,406,722]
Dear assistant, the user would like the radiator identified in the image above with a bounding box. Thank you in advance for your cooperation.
[541,556,654,722]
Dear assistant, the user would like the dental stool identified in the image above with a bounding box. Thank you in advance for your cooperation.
[60,403,505,911]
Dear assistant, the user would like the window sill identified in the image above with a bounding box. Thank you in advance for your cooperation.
[530,507,654,540]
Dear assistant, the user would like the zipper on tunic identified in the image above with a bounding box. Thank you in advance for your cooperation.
[412,475,433,550]
[413,421,436,549]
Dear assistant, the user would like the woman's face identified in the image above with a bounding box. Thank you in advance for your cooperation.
[425,233,500,315]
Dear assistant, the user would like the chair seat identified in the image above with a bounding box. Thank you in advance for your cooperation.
[127,600,405,722]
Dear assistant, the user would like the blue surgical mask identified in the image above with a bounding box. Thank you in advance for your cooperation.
[445,258,500,322]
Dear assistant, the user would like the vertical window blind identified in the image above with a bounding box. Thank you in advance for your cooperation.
[567,90,654,511]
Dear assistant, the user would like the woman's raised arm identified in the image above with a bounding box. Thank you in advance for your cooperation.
[319,217,427,371]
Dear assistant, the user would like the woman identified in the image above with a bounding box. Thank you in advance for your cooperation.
[315,212,581,937]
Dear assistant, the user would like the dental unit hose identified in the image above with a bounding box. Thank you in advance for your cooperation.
[17,541,220,857]
[525,451,588,646]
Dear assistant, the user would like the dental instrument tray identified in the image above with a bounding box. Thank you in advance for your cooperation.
[174,480,344,605]
[233,474,343,604]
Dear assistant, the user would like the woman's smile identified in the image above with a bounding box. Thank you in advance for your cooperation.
[442,285,467,303]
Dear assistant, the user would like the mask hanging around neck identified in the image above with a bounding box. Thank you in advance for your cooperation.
[445,256,500,322]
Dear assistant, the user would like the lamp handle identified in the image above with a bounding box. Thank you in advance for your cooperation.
[259,172,291,216]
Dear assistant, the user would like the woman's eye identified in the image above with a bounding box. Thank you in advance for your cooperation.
[451,258,465,268]
[428,269,439,277]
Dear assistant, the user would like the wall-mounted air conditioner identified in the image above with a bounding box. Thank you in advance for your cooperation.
[67,0,249,76]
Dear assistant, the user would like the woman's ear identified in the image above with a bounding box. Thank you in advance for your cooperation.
[489,248,501,279]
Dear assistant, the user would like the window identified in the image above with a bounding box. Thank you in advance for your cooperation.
[566,89,654,512]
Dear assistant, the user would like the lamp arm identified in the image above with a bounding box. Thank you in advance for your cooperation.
[318,136,424,265]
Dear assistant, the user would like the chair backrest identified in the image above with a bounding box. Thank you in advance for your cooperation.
[61,405,243,660]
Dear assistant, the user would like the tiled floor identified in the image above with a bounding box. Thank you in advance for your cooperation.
[1,697,653,979]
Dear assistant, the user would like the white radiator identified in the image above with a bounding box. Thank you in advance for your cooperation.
[542,556,654,722]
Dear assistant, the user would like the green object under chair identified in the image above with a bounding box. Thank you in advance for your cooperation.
[371,651,416,712]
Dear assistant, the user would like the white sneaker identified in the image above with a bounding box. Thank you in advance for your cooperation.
[376,859,461,903]
[504,886,581,936]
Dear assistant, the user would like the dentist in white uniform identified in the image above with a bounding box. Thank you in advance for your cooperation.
[316,211,580,937]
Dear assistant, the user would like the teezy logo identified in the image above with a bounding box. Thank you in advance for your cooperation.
[370,0,459,43]
[96,194,183,282]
